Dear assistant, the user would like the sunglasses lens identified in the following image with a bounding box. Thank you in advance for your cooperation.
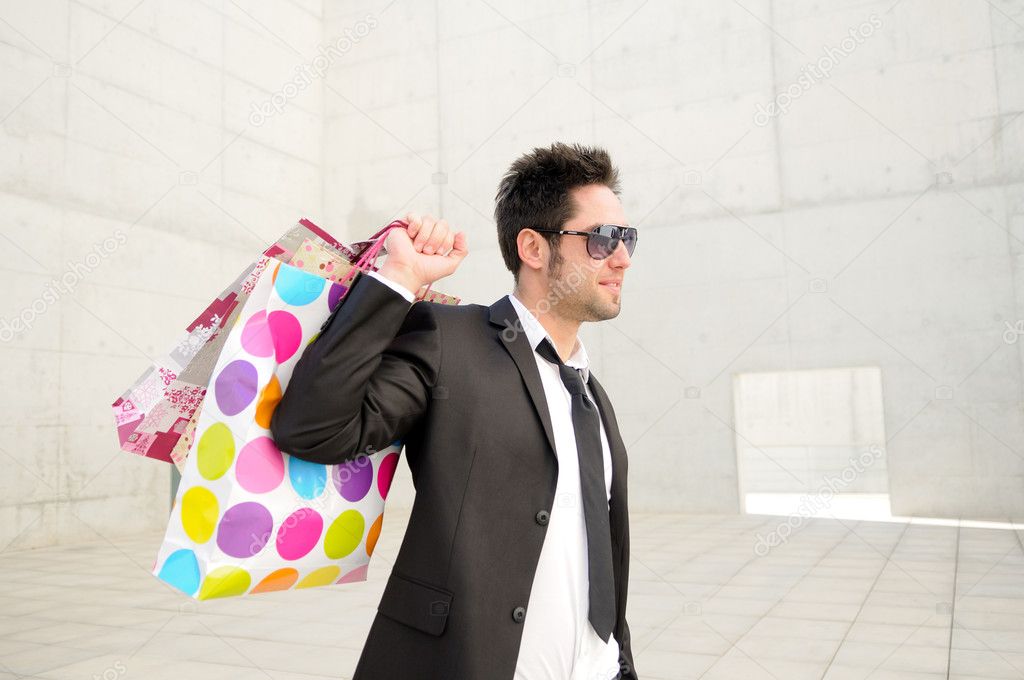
[621,228,637,256]
[589,226,636,258]
[588,232,618,259]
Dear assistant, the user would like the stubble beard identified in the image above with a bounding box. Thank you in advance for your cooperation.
[547,247,621,324]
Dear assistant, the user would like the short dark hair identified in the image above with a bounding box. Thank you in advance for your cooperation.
[494,142,621,282]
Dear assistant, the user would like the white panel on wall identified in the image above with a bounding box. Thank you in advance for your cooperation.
[733,367,889,501]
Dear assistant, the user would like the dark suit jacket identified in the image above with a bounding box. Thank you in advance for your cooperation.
[270,271,638,680]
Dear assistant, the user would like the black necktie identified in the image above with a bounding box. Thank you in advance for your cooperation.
[536,337,616,642]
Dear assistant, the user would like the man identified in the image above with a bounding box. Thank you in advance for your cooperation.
[271,142,639,680]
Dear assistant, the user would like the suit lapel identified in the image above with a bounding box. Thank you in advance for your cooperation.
[488,296,558,459]
[586,372,630,562]
[586,373,627,508]
[488,295,627,507]
[588,373,632,650]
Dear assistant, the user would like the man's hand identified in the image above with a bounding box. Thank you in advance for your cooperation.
[378,213,469,296]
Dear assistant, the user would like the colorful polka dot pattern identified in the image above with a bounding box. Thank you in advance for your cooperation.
[154,256,403,600]
[276,508,323,560]
[235,437,284,493]
[289,456,327,499]
[158,549,200,596]
[181,487,218,543]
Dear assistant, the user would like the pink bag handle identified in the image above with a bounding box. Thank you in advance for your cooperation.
[338,220,435,301]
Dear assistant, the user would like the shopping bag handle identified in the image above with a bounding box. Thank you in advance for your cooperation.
[338,220,435,301]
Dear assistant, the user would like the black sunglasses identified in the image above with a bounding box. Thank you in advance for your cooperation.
[532,224,638,260]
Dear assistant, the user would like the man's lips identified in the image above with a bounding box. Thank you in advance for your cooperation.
[599,280,622,291]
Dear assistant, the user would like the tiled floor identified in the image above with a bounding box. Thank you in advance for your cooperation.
[0,512,1022,679]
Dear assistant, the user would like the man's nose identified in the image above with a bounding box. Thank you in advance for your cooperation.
[609,240,631,268]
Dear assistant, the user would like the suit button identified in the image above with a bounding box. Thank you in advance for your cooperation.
[511,606,526,623]
[535,510,550,525]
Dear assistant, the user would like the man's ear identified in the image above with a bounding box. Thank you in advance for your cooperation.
[516,228,546,276]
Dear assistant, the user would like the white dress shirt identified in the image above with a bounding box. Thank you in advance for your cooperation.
[366,270,620,680]
[506,293,619,680]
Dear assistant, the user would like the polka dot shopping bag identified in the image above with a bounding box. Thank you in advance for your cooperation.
[153,253,404,599]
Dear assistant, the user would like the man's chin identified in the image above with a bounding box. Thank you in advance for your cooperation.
[587,299,621,322]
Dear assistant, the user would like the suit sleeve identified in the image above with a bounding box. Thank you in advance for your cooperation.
[365,269,416,302]
[269,271,441,464]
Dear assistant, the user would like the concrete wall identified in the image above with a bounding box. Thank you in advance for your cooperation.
[733,367,889,496]
[321,1,1024,520]
[0,0,324,550]
[2,1,1022,550]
